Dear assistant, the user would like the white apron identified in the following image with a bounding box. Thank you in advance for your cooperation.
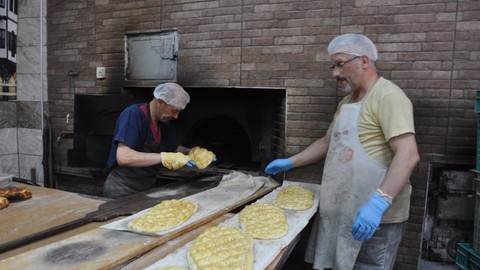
[306,102,388,270]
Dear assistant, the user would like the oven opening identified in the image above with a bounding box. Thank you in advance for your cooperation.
[186,115,254,170]
[174,86,286,174]
[67,87,286,183]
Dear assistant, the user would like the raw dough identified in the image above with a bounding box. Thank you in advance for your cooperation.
[188,226,253,270]
[128,199,197,233]
[188,147,216,169]
[274,185,314,210]
[161,152,192,170]
[239,203,288,239]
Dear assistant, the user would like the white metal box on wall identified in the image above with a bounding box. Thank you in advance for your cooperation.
[124,29,178,87]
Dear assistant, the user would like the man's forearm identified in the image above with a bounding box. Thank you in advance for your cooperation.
[116,144,162,167]
[290,135,330,168]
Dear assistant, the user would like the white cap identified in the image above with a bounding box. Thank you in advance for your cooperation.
[153,82,190,110]
[327,33,378,61]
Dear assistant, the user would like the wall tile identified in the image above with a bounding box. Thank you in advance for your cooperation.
[18,0,45,18]
[16,46,46,74]
[18,153,44,185]
[0,128,18,154]
[0,101,17,128]
[18,128,42,155]
[18,17,46,46]
[0,154,19,176]
[16,73,48,102]
[17,101,42,129]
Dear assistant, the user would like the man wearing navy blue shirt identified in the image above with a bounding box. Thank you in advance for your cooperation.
[103,82,193,198]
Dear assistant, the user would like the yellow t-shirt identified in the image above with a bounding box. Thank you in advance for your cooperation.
[327,77,415,223]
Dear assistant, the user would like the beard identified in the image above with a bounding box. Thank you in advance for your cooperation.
[337,77,352,94]
[158,116,173,123]
[342,83,352,94]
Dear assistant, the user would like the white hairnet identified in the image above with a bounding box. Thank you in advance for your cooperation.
[153,82,190,110]
[327,34,378,61]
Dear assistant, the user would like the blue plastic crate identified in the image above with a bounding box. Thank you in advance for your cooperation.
[471,258,480,270]
[470,248,480,270]
[475,178,480,253]
[457,243,473,269]
[477,119,480,171]
[475,90,480,113]
[476,90,480,171]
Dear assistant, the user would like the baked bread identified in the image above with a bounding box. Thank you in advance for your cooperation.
[239,203,288,239]
[0,197,8,209]
[0,186,32,200]
[161,152,192,170]
[188,147,216,169]
[188,226,254,270]
[274,185,314,210]
[128,199,197,233]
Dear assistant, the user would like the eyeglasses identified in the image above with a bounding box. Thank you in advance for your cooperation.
[329,56,361,70]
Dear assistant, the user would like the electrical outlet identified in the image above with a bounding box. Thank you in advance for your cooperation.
[96,67,106,79]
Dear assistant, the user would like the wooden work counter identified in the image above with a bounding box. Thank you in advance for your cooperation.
[0,180,302,269]
[0,184,106,259]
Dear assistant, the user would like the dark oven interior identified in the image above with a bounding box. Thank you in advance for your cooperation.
[422,163,475,263]
[67,87,286,181]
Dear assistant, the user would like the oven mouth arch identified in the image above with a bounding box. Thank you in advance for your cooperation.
[181,114,254,168]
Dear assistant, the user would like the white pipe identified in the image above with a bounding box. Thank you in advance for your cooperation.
[40,0,44,131]
[39,0,45,186]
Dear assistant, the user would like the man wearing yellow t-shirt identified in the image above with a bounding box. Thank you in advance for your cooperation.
[264,34,420,270]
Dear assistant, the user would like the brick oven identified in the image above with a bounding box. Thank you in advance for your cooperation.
[60,30,287,194]
[66,86,286,184]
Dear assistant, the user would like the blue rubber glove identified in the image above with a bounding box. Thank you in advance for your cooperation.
[264,158,293,175]
[352,192,390,241]
[186,160,197,167]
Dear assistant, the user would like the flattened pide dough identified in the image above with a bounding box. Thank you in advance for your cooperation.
[161,152,192,170]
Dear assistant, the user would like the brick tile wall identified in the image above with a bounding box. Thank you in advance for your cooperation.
[47,1,480,268]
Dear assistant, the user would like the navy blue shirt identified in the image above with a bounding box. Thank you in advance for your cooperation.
[107,103,179,168]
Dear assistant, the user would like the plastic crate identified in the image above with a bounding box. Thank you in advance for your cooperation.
[475,90,480,113]
[471,249,480,270]
[457,243,473,269]
[472,258,480,270]
[477,121,480,171]
[477,89,480,171]
[475,179,480,253]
